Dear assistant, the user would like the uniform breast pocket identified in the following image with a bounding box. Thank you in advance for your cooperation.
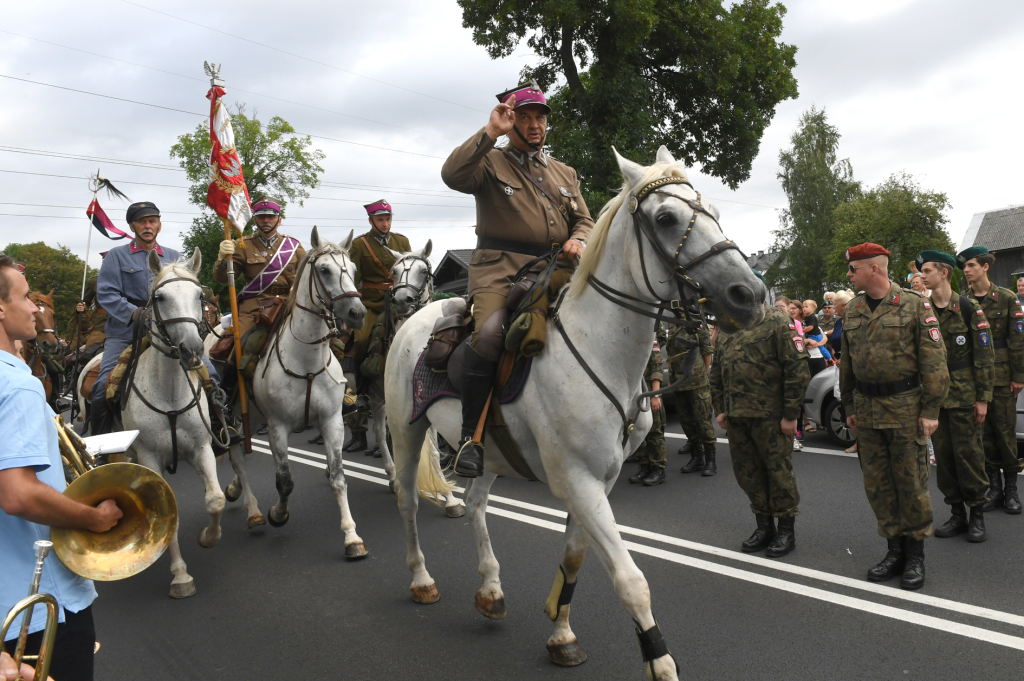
[119,265,147,291]
[493,171,523,211]
[881,314,913,344]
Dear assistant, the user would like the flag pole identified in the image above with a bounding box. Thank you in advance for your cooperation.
[80,209,93,300]
[222,216,252,453]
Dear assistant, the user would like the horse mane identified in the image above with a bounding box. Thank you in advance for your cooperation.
[566,160,689,301]
[151,261,199,291]
[29,291,54,310]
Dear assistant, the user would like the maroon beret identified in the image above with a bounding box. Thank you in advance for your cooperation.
[845,242,891,262]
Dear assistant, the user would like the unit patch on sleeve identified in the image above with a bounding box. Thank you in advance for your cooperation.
[929,328,941,342]
[925,316,937,324]
[977,321,990,329]
[979,331,991,346]
[793,336,804,352]
[1016,320,1024,333]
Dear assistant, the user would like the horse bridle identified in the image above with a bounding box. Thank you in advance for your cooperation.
[390,255,433,317]
[147,275,211,364]
[292,248,362,344]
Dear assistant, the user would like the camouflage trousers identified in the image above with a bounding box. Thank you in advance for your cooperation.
[725,416,799,518]
[934,407,989,508]
[983,387,1023,474]
[857,425,933,541]
[634,406,667,469]
[674,386,716,445]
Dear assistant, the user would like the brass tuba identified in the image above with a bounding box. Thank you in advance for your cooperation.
[50,416,178,581]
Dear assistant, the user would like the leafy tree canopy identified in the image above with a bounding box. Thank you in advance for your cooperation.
[2,242,97,332]
[768,106,860,302]
[458,0,799,207]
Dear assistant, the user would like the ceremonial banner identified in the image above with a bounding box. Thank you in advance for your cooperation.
[206,84,251,236]
[86,199,129,240]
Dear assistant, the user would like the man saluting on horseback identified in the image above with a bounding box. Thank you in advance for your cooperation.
[441,81,594,477]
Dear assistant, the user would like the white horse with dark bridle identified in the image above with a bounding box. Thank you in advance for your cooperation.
[121,249,252,598]
[384,147,765,679]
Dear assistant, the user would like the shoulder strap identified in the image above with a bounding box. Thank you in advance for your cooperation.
[501,152,570,234]
[358,236,395,283]
[959,295,974,334]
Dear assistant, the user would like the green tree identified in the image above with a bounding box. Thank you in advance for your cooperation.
[170,106,325,298]
[828,172,954,284]
[768,106,861,302]
[458,0,799,208]
[2,242,97,332]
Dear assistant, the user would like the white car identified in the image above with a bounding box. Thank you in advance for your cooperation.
[803,365,855,447]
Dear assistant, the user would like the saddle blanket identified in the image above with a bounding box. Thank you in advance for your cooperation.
[410,351,532,423]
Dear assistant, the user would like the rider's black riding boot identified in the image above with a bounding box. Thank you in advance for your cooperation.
[455,346,498,478]
[89,397,114,436]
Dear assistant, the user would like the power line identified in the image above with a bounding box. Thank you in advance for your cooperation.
[0,29,461,141]
[117,0,486,114]
[0,212,473,229]
[0,201,472,218]
[0,146,181,171]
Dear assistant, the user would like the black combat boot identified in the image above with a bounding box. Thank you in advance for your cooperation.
[701,442,717,477]
[642,467,666,487]
[1003,472,1022,514]
[901,538,926,590]
[679,443,704,474]
[629,465,652,484]
[308,433,324,445]
[765,516,796,558]
[741,514,776,553]
[343,431,367,452]
[966,506,987,543]
[454,346,498,478]
[866,538,905,582]
[934,502,968,538]
[982,466,1003,511]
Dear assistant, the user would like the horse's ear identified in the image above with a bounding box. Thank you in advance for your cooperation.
[310,225,321,250]
[47,288,54,299]
[419,239,433,259]
[340,229,355,250]
[148,250,162,275]
[705,201,720,221]
[383,246,402,261]
[613,146,645,188]
[186,247,202,275]
[655,145,675,165]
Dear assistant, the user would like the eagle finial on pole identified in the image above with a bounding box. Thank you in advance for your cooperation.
[204,61,225,88]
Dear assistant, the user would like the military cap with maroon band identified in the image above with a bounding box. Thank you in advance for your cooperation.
[495,79,551,114]
[363,199,392,216]
[845,242,891,262]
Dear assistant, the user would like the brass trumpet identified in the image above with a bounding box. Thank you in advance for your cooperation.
[50,416,178,581]
[1,541,58,681]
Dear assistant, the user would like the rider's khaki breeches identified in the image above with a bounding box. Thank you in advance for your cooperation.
[469,292,507,351]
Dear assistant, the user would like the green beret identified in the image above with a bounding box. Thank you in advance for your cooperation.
[956,246,989,269]
[751,268,765,284]
[915,250,956,271]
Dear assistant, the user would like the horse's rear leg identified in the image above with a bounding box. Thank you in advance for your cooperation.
[561,478,678,680]
[194,446,226,548]
[544,514,588,666]
[465,472,505,619]
[266,420,295,527]
[227,446,264,528]
[322,414,367,559]
[392,420,438,603]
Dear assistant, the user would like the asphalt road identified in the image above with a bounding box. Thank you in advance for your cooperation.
[90,420,1024,681]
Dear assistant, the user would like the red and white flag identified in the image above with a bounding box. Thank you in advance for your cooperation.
[206,85,251,235]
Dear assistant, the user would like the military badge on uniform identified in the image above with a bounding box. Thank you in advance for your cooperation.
[559,187,572,197]
[1015,311,1024,317]
[793,336,804,352]
[925,316,937,324]
[956,335,966,345]
[980,332,991,346]
[977,309,984,315]
[504,186,514,196]
[891,292,900,304]
[923,302,931,309]
[929,328,941,342]
[977,321,989,329]
[1016,320,1024,333]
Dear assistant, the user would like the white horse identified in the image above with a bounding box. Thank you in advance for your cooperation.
[384,147,765,679]
[76,353,102,423]
[121,249,258,599]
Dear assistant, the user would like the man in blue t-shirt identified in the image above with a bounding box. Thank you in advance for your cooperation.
[0,254,122,681]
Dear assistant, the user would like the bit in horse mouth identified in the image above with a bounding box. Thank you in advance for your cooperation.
[340,322,351,333]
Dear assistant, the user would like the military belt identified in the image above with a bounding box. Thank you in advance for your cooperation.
[993,339,1008,350]
[127,296,147,308]
[947,358,972,372]
[855,374,921,397]
[476,236,557,257]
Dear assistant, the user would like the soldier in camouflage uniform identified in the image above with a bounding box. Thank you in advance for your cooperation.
[710,278,810,558]
[665,323,717,475]
[629,325,668,486]
[957,246,1024,515]
[841,243,949,591]
[917,251,993,543]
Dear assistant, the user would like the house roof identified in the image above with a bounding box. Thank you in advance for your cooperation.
[746,250,779,272]
[963,204,1024,252]
[440,249,473,269]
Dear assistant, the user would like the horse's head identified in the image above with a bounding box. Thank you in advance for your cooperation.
[609,146,765,332]
[386,240,433,317]
[305,227,367,332]
[29,290,59,354]
[148,249,207,370]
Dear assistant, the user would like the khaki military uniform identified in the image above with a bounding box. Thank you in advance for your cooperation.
[348,228,411,358]
[840,283,949,541]
[441,129,594,342]
[213,232,306,339]
[932,296,994,508]
[710,305,811,518]
[666,324,716,447]
[634,326,668,470]
[970,285,1024,474]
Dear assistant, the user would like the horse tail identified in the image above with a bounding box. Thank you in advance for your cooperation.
[415,428,455,505]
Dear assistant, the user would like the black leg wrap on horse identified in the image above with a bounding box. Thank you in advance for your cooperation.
[634,620,670,663]
[544,565,578,620]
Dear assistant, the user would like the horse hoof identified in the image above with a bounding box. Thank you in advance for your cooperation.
[445,504,466,518]
[389,480,396,494]
[411,583,440,604]
[325,466,331,479]
[197,528,220,548]
[547,640,588,667]
[224,483,241,502]
[474,593,507,620]
[169,579,196,599]
[267,507,289,527]
[247,514,266,529]
[344,542,369,560]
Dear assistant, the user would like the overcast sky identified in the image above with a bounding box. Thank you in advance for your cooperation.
[1,0,1022,278]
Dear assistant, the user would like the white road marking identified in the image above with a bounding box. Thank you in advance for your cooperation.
[249,438,1024,643]
[665,433,857,458]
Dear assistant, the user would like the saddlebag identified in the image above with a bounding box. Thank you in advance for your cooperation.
[256,295,285,327]
[209,333,235,362]
[424,314,468,371]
